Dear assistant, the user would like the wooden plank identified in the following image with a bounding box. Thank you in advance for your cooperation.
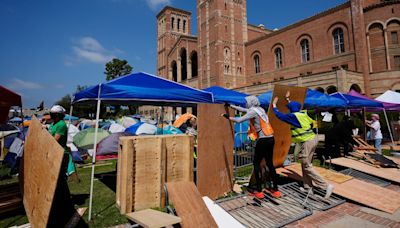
[166,181,217,228]
[165,135,194,182]
[197,104,234,200]
[280,164,353,184]
[23,116,64,227]
[133,136,163,211]
[267,85,307,167]
[125,209,181,228]
[330,157,400,184]
[277,166,400,214]
[116,137,135,214]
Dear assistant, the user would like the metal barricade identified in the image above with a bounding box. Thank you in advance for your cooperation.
[233,132,254,171]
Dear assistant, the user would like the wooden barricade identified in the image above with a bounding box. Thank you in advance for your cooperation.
[116,135,194,214]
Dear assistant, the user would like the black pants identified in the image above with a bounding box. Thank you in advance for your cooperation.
[254,137,278,191]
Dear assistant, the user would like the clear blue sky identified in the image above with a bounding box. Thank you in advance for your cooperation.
[0,0,346,108]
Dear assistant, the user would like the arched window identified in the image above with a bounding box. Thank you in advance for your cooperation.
[333,28,345,54]
[275,48,283,69]
[190,51,198,78]
[224,47,231,74]
[300,39,310,63]
[177,18,181,31]
[171,17,175,30]
[326,85,338,94]
[171,61,177,82]
[180,49,187,81]
[350,84,362,93]
[254,54,261,73]
[183,20,187,33]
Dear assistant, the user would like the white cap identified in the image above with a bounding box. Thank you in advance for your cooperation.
[50,105,66,114]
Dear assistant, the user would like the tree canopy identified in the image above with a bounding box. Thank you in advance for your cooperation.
[104,58,133,81]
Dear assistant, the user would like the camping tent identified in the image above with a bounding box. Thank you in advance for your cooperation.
[375,90,400,104]
[72,72,214,220]
[203,86,249,107]
[0,86,22,124]
[258,89,347,108]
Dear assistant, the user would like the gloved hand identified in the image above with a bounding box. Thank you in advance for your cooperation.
[221,113,230,119]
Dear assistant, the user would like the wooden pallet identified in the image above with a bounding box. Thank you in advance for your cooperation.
[277,165,400,214]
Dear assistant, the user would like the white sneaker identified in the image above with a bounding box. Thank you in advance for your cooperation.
[324,184,334,199]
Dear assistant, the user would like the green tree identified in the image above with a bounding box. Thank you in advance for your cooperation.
[104,58,133,81]
[55,85,95,118]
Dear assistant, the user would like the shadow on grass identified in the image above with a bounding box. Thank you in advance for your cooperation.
[94,171,117,192]
[71,194,90,206]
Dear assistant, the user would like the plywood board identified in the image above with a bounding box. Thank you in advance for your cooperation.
[280,164,353,184]
[165,135,194,182]
[133,136,163,211]
[277,166,400,214]
[23,116,64,227]
[197,104,234,200]
[166,181,217,228]
[126,209,181,228]
[267,85,307,167]
[330,157,400,184]
[116,135,194,214]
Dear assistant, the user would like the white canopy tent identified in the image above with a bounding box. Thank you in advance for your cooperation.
[375,90,400,104]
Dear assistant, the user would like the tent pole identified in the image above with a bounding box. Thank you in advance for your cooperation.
[161,106,164,135]
[383,108,395,147]
[315,111,319,135]
[88,87,102,221]
[363,107,367,141]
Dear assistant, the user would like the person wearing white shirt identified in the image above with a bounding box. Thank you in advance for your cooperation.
[365,114,383,154]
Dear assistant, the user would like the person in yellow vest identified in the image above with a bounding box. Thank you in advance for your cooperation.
[222,96,281,199]
[272,92,334,199]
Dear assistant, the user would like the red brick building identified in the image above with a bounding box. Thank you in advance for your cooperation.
[156,0,400,97]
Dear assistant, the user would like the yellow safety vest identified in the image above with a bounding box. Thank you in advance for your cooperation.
[291,112,316,143]
[248,115,274,141]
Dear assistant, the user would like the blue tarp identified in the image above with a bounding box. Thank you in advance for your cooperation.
[203,86,248,107]
[330,92,384,108]
[72,72,214,106]
[258,89,347,108]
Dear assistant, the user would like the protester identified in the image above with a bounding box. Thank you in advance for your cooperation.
[365,113,382,154]
[47,105,75,227]
[222,96,281,199]
[272,92,334,199]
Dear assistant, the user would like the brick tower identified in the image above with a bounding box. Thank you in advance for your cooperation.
[156,7,192,79]
[197,0,248,89]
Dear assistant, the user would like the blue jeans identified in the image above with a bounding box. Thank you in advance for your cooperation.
[375,139,382,154]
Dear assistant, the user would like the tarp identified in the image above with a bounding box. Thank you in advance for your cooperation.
[96,132,134,156]
[203,86,248,107]
[331,92,384,108]
[375,90,400,104]
[258,89,347,108]
[72,72,214,106]
[348,90,400,111]
[0,86,22,124]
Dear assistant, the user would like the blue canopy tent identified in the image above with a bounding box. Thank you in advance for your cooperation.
[330,92,384,108]
[258,89,347,108]
[71,72,214,220]
[203,86,249,107]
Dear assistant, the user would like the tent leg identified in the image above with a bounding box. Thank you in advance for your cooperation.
[383,108,395,147]
[88,99,101,221]
[161,106,164,135]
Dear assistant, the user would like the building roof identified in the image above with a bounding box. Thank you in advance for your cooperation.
[157,6,192,18]
[364,0,400,12]
[246,1,351,45]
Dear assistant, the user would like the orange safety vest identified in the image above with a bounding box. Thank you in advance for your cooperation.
[248,115,274,141]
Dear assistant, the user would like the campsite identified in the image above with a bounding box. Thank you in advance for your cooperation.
[2,0,400,227]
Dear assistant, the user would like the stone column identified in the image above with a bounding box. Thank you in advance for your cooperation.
[188,60,192,80]
[384,28,391,70]
[177,57,182,82]
[366,33,373,72]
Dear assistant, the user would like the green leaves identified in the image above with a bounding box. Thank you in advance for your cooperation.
[104,58,133,81]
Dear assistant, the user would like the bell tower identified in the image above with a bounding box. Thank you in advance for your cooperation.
[157,7,192,79]
[197,0,248,88]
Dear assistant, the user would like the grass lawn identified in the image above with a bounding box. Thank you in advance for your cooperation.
[0,159,128,228]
